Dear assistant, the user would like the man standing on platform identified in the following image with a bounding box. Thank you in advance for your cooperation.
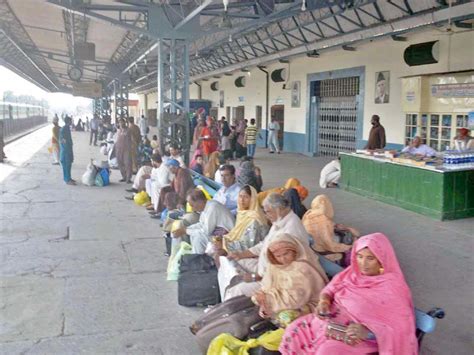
[59,116,75,185]
[139,114,148,138]
[365,114,386,150]
[89,115,99,146]
[268,117,280,154]
[245,118,258,158]
[128,117,141,174]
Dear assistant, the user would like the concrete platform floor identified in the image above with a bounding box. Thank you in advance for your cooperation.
[1,126,473,354]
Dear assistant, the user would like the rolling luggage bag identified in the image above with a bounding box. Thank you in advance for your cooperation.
[178,254,220,307]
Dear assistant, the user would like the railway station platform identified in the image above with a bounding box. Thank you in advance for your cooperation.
[0,127,473,354]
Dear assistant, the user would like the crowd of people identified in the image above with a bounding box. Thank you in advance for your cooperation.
[100,114,416,354]
[46,112,469,354]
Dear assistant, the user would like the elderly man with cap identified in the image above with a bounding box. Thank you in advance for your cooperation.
[51,115,61,165]
[365,114,386,150]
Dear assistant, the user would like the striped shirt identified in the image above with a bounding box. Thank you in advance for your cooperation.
[245,124,258,144]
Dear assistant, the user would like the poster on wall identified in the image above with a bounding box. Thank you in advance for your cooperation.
[375,71,390,104]
[291,81,301,107]
[219,90,224,108]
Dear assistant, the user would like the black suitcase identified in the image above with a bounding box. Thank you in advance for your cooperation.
[178,254,221,307]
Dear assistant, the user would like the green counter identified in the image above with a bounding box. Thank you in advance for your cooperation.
[340,153,474,220]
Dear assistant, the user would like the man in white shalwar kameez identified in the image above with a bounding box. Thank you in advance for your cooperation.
[145,155,174,211]
[174,189,235,254]
[130,164,153,192]
[319,158,341,188]
[224,193,310,300]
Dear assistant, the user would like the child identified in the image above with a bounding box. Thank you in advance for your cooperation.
[191,154,204,175]
[150,134,159,149]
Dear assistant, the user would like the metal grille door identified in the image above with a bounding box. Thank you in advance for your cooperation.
[317,77,359,156]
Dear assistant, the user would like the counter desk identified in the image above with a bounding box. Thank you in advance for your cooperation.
[340,153,474,220]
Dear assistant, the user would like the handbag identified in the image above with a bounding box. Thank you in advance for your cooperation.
[325,322,356,345]
[334,229,354,245]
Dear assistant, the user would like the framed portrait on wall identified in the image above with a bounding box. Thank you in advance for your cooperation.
[219,90,224,108]
[375,71,390,104]
[291,81,300,107]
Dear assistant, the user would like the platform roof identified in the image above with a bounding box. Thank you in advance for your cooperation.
[0,0,472,96]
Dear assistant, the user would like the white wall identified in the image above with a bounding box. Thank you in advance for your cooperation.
[191,28,473,147]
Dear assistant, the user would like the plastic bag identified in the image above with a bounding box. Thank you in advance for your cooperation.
[167,241,192,281]
[134,191,150,206]
[81,160,97,186]
[99,168,110,186]
[207,329,284,355]
[95,172,104,187]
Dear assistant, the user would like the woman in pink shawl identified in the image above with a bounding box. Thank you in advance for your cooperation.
[280,233,418,355]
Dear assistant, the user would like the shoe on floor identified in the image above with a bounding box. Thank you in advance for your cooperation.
[269,151,274,154]
[119,179,126,182]
[66,180,76,185]
[126,188,138,193]
[124,196,134,200]
[150,214,161,219]
[126,180,133,184]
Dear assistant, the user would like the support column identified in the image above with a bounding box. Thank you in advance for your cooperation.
[156,39,191,164]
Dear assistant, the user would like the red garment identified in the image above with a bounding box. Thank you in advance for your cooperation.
[201,126,218,155]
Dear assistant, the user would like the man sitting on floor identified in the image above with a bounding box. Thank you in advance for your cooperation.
[127,160,153,194]
[319,157,341,188]
[213,164,241,215]
[173,189,235,254]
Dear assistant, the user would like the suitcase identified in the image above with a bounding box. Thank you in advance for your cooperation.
[191,295,256,334]
[178,254,220,307]
[191,296,263,352]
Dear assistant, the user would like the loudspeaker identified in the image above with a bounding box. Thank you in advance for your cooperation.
[403,41,439,66]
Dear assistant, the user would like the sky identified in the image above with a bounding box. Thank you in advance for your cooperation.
[0,66,92,107]
[0,66,139,118]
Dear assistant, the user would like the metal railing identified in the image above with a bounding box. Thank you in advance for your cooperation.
[1,116,48,141]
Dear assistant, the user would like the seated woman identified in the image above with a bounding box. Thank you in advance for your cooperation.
[237,160,260,192]
[280,233,418,355]
[252,233,327,327]
[303,195,359,262]
[257,177,301,206]
[215,185,269,298]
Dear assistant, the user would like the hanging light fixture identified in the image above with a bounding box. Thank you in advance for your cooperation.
[228,34,233,42]
[301,0,306,11]
[223,0,229,11]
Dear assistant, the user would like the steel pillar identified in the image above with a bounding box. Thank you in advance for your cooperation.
[157,39,190,163]
[114,80,129,123]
